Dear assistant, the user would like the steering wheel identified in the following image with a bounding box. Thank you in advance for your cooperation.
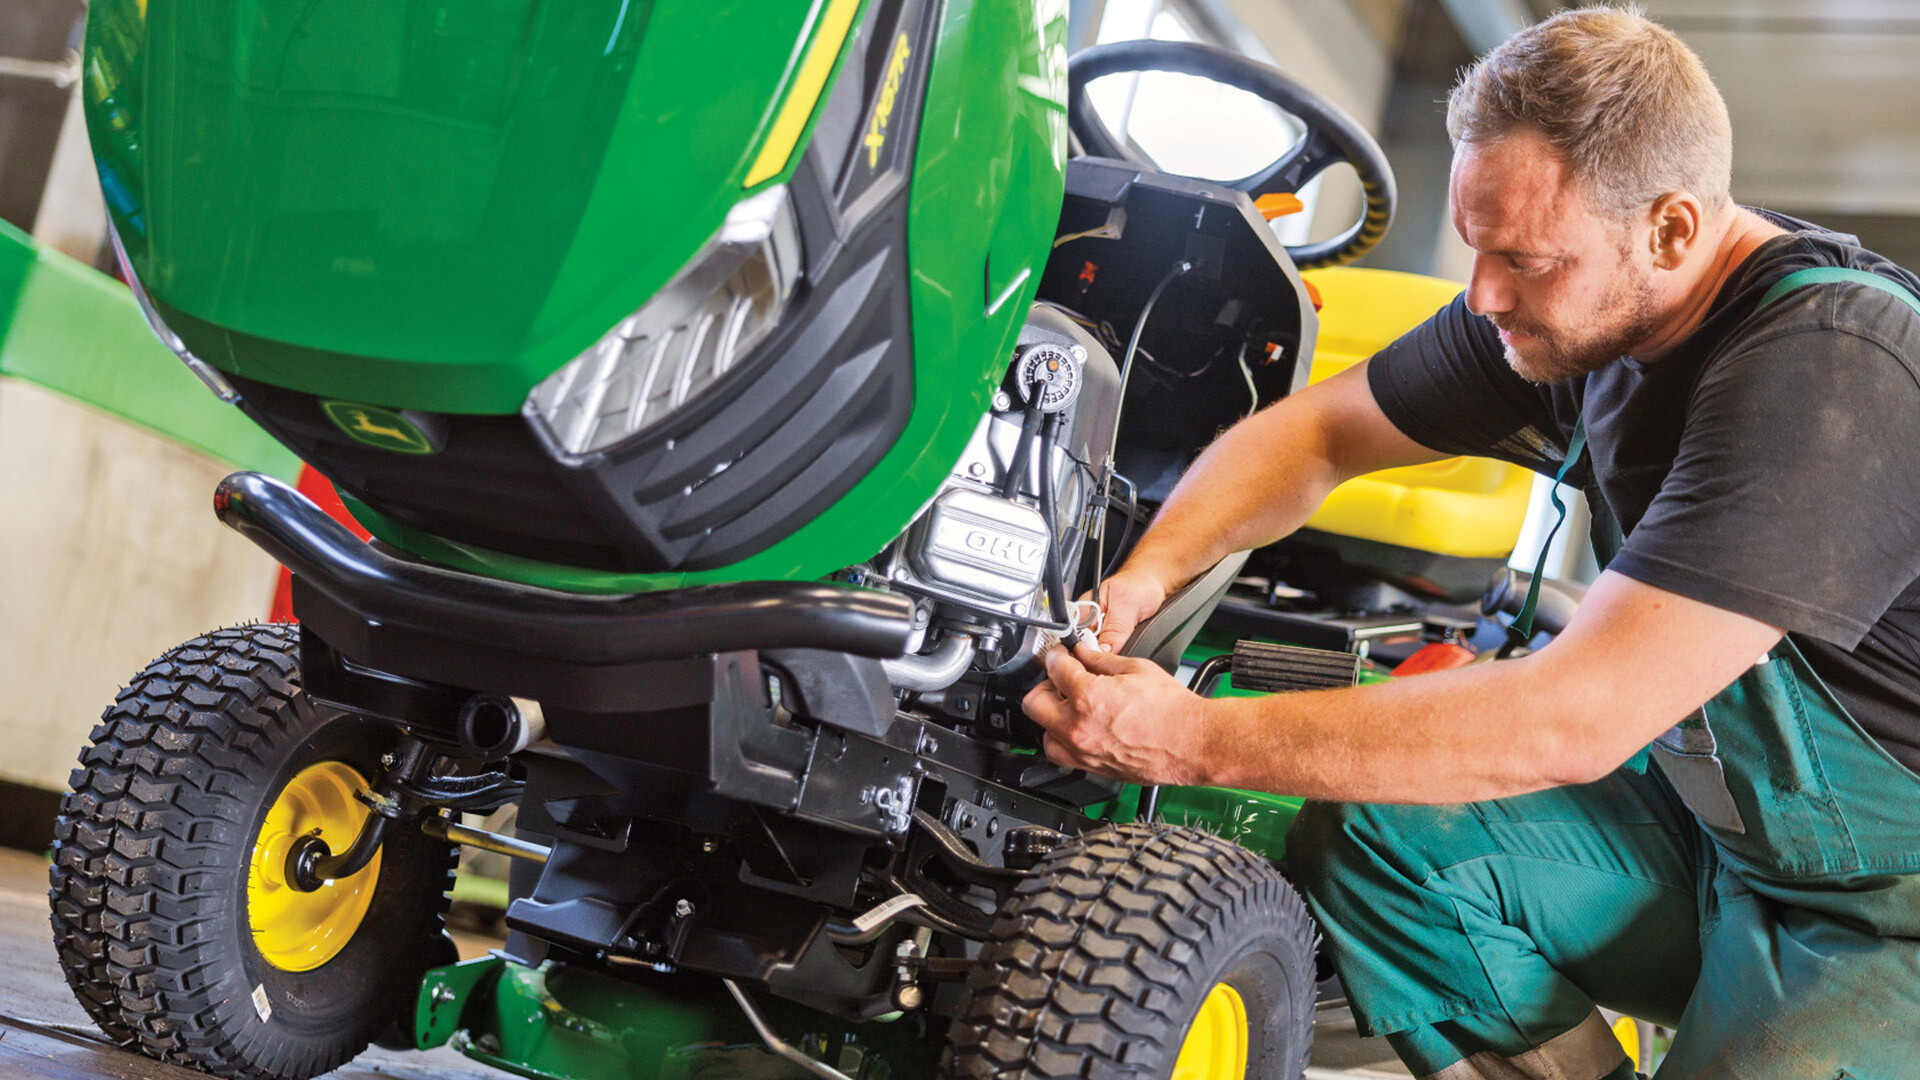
[1068,40,1398,269]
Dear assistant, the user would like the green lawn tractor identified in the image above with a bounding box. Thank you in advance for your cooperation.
[49,3,1427,1079]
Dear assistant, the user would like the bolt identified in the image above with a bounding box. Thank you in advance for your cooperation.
[1071,345,1087,360]
[380,752,397,769]
[859,787,876,805]
[431,983,457,1004]
[700,837,719,854]
[986,817,1000,838]
[895,985,924,1010]
[894,567,913,583]
[1012,602,1027,615]
[992,391,1013,411]
[955,698,971,712]
[967,461,987,478]
[674,899,695,919]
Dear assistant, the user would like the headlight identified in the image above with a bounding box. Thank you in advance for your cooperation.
[109,225,242,404]
[526,186,803,457]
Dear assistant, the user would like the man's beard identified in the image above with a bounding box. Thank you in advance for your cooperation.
[1497,263,1660,384]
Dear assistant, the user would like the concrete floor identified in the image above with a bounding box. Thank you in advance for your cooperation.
[0,845,1410,1079]
[0,845,497,1080]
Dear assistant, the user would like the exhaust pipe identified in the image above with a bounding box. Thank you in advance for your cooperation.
[457,694,546,759]
[882,633,975,692]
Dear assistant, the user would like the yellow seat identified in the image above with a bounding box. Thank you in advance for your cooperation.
[1299,267,1530,561]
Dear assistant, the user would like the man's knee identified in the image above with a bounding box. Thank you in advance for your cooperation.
[1284,798,1456,905]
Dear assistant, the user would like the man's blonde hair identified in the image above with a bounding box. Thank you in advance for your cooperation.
[1447,6,1732,219]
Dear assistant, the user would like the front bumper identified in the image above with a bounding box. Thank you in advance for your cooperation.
[213,471,914,711]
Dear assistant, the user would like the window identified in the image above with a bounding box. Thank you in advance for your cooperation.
[1080,0,1319,246]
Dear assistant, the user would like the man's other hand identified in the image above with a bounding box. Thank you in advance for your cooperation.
[1022,640,1214,787]
[1094,571,1168,653]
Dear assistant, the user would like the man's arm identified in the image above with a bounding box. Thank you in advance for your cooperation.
[1029,570,1782,803]
[1097,359,1448,649]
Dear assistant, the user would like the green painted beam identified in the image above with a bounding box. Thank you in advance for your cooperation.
[0,219,300,481]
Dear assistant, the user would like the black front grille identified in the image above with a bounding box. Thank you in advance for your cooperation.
[231,379,634,569]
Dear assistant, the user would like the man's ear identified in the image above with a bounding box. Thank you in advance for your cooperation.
[1648,192,1704,270]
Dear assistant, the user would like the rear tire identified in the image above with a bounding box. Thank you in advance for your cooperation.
[945,822,1315,1080]
[49,623,457,1079]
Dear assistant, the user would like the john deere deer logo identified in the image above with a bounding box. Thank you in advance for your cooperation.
[320,401,436,454]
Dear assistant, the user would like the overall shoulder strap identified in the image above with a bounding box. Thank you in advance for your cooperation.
[1503,415,1587,655]
[1501,266,1914,654]
[1757,265,1920,318]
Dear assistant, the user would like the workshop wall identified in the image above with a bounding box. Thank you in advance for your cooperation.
[0,221,295,846]
[0,375,281,797]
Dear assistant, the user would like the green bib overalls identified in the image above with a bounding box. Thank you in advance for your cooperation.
[1285,268,1920,1080]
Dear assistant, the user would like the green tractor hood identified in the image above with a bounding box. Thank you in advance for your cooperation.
[87,0,837,413]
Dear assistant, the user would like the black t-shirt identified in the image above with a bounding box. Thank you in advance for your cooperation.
[1367,211,1920,773]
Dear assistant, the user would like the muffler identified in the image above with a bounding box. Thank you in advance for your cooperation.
[457,693,546,758]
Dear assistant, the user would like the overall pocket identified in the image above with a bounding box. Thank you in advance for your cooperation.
[1657,654,1858,879]
[1770,641,1920,875]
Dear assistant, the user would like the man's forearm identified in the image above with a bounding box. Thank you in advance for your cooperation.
[1117,362,1445,593]
[1123,405,1344,591]
[1192,572,1784,804]
[1197,652,1630,803]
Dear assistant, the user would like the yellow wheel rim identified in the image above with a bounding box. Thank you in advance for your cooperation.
[1611,1015,1641,1067]
[246,761,382,972]
[1171,982,1249,1080]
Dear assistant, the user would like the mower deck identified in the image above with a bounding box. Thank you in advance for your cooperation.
[0,846,1407,1078]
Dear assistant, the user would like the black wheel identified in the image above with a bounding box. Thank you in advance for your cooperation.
[1068,39,1396,269]
[945,822,1315,1080]
[49,623,457,1079]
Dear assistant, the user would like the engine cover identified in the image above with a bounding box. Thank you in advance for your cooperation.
[909,488,1050,602]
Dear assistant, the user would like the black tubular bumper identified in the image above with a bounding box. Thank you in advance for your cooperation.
[213,472,915,708]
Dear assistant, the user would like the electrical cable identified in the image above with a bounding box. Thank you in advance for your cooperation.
[1095,259,1192,599]
[1100,472,1140,580]
[1051,225,1120,249]
[1236,339,1259,417]
[1000,395,1046,500]
[1110,260,1193,443]
[724,980,860,1080]
[1037,412,1081,647]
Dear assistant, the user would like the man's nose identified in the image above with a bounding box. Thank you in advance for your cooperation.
[1464,255,1513,317]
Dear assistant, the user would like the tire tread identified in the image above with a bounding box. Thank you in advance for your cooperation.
[48,623,453,1080]
[944,822,1315,1080]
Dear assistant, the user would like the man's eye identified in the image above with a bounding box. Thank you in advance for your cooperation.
[1511,259,1549,275]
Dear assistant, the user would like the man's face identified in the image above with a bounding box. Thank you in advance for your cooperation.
[1449,131,1659,383]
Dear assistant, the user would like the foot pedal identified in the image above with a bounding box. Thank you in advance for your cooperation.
[1230,640,1360,693]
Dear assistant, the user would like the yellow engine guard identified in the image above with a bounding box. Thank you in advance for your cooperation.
[1298,267,1530,560]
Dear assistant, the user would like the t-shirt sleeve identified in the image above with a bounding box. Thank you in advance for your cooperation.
[1609,298,1920,648]
[1365,292,1570,472]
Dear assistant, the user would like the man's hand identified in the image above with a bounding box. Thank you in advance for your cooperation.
[1093,570,1168,653]
[1022,640,1216,786]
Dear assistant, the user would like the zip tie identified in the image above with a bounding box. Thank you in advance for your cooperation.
[852,892,927,936]
[1069,600,1104,639]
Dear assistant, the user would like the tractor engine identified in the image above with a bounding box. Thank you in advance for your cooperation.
[872,305,1121,707]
